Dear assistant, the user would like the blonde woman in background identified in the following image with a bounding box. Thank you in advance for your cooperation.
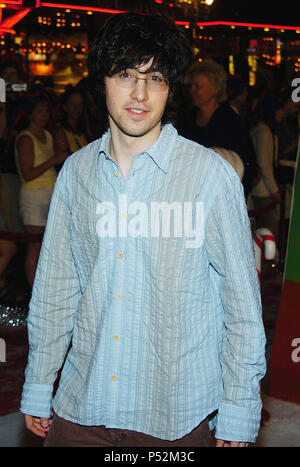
[179,60,258,200]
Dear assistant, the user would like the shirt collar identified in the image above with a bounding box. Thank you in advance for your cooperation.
[144,123,177,173]
[98,129,111,160]
[98,123,178,174]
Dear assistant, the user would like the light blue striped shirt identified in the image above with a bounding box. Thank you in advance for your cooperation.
[20,123,266,442]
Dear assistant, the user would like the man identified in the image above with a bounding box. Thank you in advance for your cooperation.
[21,13,266,447]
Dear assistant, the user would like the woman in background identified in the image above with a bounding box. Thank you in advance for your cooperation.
[15,94,67,287]
[250,97,281,241]
[179,60,257,200]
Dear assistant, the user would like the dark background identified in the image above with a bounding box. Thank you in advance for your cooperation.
[210,0,299,26]
[19,1,299,27]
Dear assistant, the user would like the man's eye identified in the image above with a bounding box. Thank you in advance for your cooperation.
[149,75,163,82]
[119,72,131,79]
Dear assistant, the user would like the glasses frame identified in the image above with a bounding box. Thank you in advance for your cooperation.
[111,70,169,92]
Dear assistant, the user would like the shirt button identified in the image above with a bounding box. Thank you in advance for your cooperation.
[118,253,124,259]
[117,294,122,300]
[111,375,118,381]
[121,212,127,219]
[114,335,119,341]
[114,169,120,177]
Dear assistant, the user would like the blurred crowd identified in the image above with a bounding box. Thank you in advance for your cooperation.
[0,53,299,305]
[0,54,107,304]
[178,60,299,254]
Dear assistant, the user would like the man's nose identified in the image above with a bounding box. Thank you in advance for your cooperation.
[130,79,149,101]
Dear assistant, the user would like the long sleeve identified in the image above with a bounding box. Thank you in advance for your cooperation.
[205,171,266,442]
[20,163,82,418]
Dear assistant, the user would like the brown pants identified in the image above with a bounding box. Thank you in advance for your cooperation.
[44,414,212,447]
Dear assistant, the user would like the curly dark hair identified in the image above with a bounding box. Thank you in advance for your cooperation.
[88,13,194,124]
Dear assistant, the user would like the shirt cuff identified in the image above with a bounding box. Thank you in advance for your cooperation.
[20,382,53,418]
[214,401,262,443]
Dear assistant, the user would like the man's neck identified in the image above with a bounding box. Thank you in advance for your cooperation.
[109,121,162,179]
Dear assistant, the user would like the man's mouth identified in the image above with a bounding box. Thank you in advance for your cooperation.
[129,109,144,113]
[125,107,149,118]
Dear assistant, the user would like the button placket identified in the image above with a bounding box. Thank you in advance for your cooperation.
[111,159,140,386]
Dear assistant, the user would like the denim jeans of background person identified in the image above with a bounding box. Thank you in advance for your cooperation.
[20,13,266,448]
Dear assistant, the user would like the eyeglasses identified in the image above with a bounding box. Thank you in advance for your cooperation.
[112,71,169,92]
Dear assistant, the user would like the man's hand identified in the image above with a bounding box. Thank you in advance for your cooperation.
[24,414,53,438]
[216,438,249,447]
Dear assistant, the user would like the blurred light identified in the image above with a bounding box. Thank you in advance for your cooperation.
[196,20,300,31]
[40,2,126,14]
[0,8,30,29]
[229,55,235,75]
[248,55,257,86]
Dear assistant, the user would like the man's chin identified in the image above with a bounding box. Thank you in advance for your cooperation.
[112,119,161,139]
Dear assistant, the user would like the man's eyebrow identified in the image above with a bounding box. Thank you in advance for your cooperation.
[131,66,166,76]
[129,68,164,75]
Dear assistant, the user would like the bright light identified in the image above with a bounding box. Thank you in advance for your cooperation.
[196,20,300,31]
[40,2,126,14]
[205,0,214,5]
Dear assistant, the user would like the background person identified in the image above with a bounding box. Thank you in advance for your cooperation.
[15,94,67,287]
[0,57,26,234]
[179,60,258,200]
[250,96,281,242]
[52,86,90,172]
